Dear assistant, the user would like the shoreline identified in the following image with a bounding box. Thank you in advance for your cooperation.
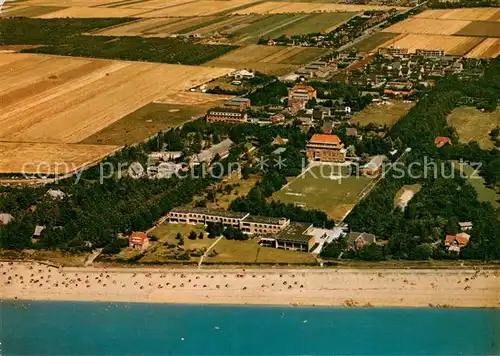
[2,262,499,308]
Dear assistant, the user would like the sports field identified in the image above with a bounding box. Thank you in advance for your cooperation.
[205,44,328,75]
[272,165,373,221]
[352,101,414,127]
[447,106,500,150]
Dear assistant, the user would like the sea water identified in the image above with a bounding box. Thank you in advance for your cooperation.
[1,301,498,355]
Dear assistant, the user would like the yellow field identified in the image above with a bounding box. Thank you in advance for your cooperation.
[383,18,472,36]
[140,0,261,17]
[0,143,120,175]
[37,6,146,18]
[0,53,231,144]
[414,8,500,22]
[0,53,232,174]
[379,33,484,56]
[234,1,407,14]
[465,38,500,58]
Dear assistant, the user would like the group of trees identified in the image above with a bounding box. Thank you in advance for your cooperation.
[1,18,236,65]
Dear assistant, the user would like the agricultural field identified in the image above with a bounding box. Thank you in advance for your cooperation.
[446,106,500,149]
[352,32,399,54]
[414,8,500,22]
[234,1,407,15]
[378,33,484,56]
[465,38,500,59]
[272,165,373,221]
[0,5,64,18]
[0,53,232,174]
[205,44,329,75]
[0,143,119,174]
[351,100,414,127]
[382,18,472,36]
[456,21,500,38]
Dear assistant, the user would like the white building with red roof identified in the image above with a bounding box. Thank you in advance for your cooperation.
[129,232,149,251]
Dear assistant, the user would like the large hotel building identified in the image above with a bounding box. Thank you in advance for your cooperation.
[306,134,346,162]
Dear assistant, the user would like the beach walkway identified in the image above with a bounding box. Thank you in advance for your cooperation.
[198,236,223,267]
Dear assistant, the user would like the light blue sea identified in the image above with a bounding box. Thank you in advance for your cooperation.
[1,301,498,355]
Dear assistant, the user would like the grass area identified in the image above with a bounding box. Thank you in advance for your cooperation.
[281,47,329,65]
[461,164,499,209]
[141,223,212,263]
[81,102,215,146]
[1,18,237,65]
[205,238,316,264]
[0,6,64,18]
[351,100,414,127]
[447,106,500,149]
[272,165,372,221]
[266,12,356,38]
[352,32,399,54]
[198,173,260,210]
[230,14,297,44]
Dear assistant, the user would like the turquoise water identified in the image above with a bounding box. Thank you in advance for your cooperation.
[1,301,499,355]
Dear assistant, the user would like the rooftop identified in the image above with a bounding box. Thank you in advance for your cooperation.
[309,134,341,144]
[275,222,313,244]
[170,206,248,219]
[243,215,288,225]
[347,232,376,244]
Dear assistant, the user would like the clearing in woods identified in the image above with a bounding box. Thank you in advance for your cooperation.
[272,165,373,221]
[351,101,414,127]
[446,106,500,150]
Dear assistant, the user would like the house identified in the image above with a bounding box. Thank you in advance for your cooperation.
[191,138,233,165]
[298,116,314,132]
[148,151,182,163]
[206,107,247,123]
[33,225,45,239]
[229,70,255,79]
[0,213,14,226]
[259,222,315,252]
[271,113,285,122]
[129,232,150,251]
[347,232,376,250]
[321,121,334,134]
[312,106,331,120]
[272,136,289,145]
[360,155,385,176]
[272,147,287,155]
[153,162,184,179]
[345,127,358,137]
[224,97,251,110]
[288,84,317,102]
[445,232,470,253]
[306,134,346,162]
[458,221,473,232]
[46,189,66,200]
[434,136,452,148]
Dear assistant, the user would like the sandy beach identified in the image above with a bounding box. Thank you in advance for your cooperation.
[1,262,499,307]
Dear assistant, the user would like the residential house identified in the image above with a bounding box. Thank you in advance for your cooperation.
[224,97,251,110]
[321,121,334,134]
[229,70,255,79]
[434,136,452,148]
[458,221,473,232]
[191,138,233,165]
[306,134,346,162]
[272,136,289,145]
[148,151,182,163]
[445,232,470,253]
[0,213,14,226]
[288,84,317,108]
[129,232,150,251]
[345,127,358,137]
[360,155,385,176]
[206,107,247,123]
[347,231,376,250]
[313,106,331,120]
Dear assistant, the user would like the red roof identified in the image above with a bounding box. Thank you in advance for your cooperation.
[310,134,341,144]
[130,232,148,243]
[434,136,451,148]
[291,84,316,93]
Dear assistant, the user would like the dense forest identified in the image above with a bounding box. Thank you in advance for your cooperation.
[0,18,236,65]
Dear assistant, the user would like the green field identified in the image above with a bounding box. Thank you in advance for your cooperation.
[447,106,500,149]
[352,32,399,54]
[81,102,217,146]
[352,100,414,127]
[461,165,499,209]
[272,165,373,221]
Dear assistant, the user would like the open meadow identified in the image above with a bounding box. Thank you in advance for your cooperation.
[351,101,414,127]
[0,52,232,174]
[352,32,399,54]
[272,165,373,221]
[461,165,499,210]
[446,106,500,150]
[205,44,328,75]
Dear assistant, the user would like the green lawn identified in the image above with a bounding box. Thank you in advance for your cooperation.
[272,165,373,221]
[81,102,215,146]
[351,100,414,127]
[461,164,499,209]
[352,32,399,54]
[447,106,500,149]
